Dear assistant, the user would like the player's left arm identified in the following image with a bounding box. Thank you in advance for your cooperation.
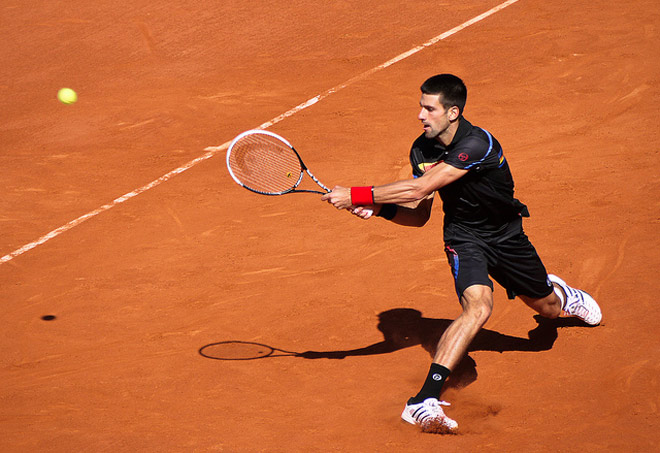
[349,192,435,226]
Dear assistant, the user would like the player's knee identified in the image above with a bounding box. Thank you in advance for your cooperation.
[461,287,493,325]
[538,301,560,319]
[520,293,562,319]
[539,303,561,319]
[472,300,493,325]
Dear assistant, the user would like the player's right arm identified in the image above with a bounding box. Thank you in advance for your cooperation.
[346,161,466,225]
[326,161,465,211]
[372,161,467,204]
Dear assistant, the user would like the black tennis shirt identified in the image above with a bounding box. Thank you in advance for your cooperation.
[409,117,528,233]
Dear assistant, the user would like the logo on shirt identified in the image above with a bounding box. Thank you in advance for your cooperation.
[417,161,442,173]
[458,153,469,162]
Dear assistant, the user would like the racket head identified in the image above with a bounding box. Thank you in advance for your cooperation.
[226,129,306,195]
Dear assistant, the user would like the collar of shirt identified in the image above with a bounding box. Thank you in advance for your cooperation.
[447,116,472,148]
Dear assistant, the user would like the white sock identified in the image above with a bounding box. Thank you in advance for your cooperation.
[553,285,566,311]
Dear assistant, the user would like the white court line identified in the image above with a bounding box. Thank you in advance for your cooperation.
[1,0,520,265]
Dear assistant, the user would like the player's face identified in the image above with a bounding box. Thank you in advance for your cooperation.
[418,93,453,140]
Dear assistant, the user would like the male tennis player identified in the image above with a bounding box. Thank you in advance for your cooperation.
[321,74,602,434]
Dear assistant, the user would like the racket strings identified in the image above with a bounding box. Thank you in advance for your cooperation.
[228,134,302,194]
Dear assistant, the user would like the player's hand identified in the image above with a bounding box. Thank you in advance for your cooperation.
[349,205,375,219]
[321,186,352,210]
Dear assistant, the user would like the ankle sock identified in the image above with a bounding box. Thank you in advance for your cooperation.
[408,363,451,404]
[553,285,566,311]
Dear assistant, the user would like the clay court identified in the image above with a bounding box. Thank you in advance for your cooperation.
[2,0,659,451]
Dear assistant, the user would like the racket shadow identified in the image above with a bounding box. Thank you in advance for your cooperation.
[198,340,298,361]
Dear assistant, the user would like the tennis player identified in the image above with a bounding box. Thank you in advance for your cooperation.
[321,74,602,433]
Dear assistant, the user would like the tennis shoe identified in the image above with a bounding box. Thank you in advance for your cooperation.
[401,398,458,434]
[549,274,602,325]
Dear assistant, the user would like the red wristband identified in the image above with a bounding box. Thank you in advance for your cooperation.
[350,186,374,205]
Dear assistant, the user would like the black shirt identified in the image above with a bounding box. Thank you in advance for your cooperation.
[409,117,528,233]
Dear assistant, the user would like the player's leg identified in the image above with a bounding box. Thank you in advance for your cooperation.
[519,291,561,319]
[432,284,493,369]
[401,236,492,434]
[401,285,491,433]
[520,278,602,325]
[491,219,602,325]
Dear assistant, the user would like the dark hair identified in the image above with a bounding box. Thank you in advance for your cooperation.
[420,74,467,114]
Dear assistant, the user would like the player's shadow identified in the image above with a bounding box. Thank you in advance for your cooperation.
[298,308,584,390]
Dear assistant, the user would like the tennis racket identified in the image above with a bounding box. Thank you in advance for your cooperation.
[226,129,374,217]
[226,129,330,195]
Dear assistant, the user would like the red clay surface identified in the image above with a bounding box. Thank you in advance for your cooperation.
[2,0,659,451]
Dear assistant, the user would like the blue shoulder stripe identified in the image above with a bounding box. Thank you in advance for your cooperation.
[463,128,493,170]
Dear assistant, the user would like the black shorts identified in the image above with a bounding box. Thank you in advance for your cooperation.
[444,218,554,300]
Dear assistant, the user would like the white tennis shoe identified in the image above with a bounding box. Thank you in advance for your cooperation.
[401,398,458,434]
[549,274,602,325]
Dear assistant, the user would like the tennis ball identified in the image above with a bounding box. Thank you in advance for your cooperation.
[57,88,77,104]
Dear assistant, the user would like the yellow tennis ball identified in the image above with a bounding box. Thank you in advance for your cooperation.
[57,88,77,104]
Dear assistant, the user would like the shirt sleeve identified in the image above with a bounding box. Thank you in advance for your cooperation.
[443,135,492,170]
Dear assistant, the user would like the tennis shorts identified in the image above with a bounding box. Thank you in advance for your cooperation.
[444,218,554,300]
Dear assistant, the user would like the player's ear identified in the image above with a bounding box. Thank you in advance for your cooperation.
[447,106,460,121]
